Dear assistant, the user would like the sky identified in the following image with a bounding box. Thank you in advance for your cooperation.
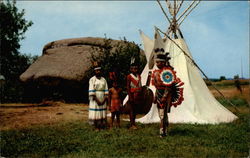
[16,1,249,79]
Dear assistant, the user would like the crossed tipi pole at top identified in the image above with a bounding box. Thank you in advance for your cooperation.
[156,0,201,39]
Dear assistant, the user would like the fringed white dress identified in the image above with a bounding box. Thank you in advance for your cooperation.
[88,76,108,124]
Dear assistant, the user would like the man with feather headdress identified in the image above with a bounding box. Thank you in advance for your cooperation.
[152,49,184,137]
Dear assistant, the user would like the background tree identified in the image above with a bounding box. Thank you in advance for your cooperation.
[0,0,35,103]
[219,76,226,81]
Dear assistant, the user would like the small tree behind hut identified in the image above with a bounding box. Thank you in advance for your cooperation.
[89,37,146,92]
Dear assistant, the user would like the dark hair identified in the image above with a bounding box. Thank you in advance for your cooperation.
[156,54,166,60]
[154,48,165,53]
[130,63,139,67]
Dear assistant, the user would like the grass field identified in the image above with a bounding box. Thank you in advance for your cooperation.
[1,111,249,158]
[1,84,249,158]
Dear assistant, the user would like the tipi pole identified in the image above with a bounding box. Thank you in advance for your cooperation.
[156,27,240,113]
[166,0,174,16]
[178,0,201,26]
[177,0,196,22]
[241,57,243,79]
[174,0,177,16]
[176,0,184,15]
[157,0,171,24]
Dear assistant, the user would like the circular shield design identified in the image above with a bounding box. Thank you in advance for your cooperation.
[160,68,176,86]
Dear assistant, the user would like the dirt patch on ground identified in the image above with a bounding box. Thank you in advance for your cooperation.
[210,85,250,102]
[0,102,88,130]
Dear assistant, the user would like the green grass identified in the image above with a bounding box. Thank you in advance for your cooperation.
[217,96,249,107]
[1,110,249,158]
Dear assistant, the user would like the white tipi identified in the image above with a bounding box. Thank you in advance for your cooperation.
[137,0,238,124]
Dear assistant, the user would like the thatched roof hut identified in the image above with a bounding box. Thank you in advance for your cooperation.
[21,37,132,82]
[20,37,145,102]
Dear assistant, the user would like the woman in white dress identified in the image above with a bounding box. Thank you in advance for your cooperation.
[88,65,108,130]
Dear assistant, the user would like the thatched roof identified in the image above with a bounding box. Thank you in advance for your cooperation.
[20,37,143,83]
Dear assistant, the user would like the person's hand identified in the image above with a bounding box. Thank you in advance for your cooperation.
[102,97,108,105]
[104,96,108,102]
[96,98,102,105]
[100,100,106,105]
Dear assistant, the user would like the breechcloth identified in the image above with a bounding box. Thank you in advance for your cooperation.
[156,88,171,114]
[111,98,121,112]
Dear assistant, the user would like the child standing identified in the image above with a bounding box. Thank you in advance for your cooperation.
[126,62,142,129]
[108,81,123,128]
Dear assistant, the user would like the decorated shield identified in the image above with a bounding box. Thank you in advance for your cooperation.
[160,68,176,86]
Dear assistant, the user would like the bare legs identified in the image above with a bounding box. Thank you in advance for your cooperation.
[110,112,120,128]
[159,93,172,137]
